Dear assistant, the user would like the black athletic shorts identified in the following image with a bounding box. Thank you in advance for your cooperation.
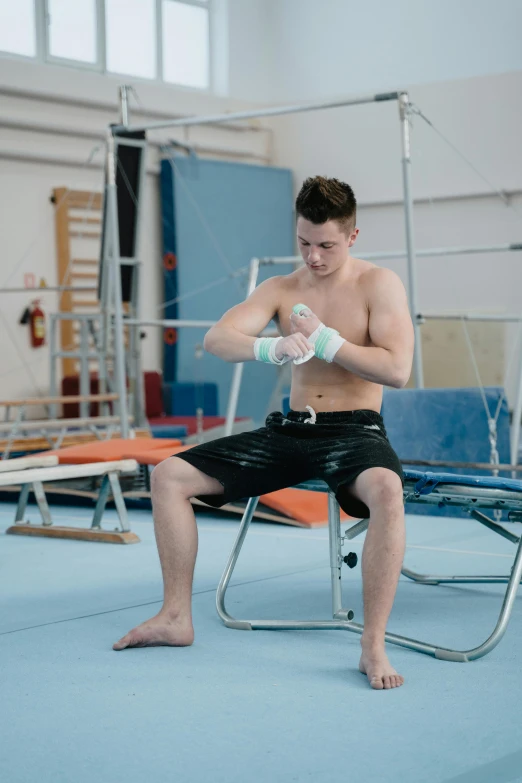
[174,409,404,519]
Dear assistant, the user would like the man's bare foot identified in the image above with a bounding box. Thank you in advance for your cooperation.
[359,644,404,690]
[113,612,194,651]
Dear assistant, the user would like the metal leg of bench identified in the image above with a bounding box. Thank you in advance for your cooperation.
[108,472,130,532]
[217,493,522,663]
[394,529,522,661]
[216,493,356,631]
[14,482,52,527]
[401,564,522,586]
[32,481,53,526]
[400,508,520,585]
[216,497,260,629]
[14,484,31,523]
[91,475,112,530]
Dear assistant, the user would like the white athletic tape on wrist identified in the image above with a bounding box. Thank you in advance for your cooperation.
[254,336,287,365]
[308,323,326,344]
[255,336,314,366]
[293,305,345,363]
[321,332,346,362]
[313,325,345,362]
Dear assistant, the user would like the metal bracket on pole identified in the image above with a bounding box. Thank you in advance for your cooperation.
[399,92,424,388]
[119,85,130,127]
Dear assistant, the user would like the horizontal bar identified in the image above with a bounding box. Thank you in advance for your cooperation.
[49,313,102,321]
[0,86,270,134]
[126,318,216,329]
[125,318,278,337]
[54,352,101,359]
[0,148,103,170]
[0,393,118,407]
[360,243,522,261]
[115,91,400,134]
[262,242,522,265]
[417,313,522,322]
[0,415,127,434]
[0,286,97,294]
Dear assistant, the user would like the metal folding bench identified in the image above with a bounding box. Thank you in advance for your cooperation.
[216,469,522,662]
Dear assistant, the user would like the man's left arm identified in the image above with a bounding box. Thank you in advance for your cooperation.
[333,269,414,388]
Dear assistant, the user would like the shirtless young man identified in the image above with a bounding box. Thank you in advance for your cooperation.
[114,176,414,691]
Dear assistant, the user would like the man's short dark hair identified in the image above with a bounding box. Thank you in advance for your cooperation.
[295,176,357,233]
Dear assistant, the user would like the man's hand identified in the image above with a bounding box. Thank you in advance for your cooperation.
[275,333,314,362]
[290,307,322,338]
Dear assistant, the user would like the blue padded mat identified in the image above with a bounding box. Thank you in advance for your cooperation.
[403,469,522,493]
[382,387,510,475]
[149,425,188,439]
[383,387,512,518]
[300,470,522,494]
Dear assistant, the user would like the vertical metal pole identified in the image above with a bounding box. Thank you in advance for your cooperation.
[510,355,522,474]
[106,130,130,438]
[399,92,424,388]
[224,258,260,437]
[119,85,130,127]
[128,133,148,428]
[49,314,58,420]
[79,319,89,419]
[96,314,110,416]
[328,493,343,616]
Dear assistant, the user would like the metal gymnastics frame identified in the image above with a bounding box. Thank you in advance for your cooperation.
[103,88,419,439]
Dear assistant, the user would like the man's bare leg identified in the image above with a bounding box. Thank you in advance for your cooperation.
[113,457,223,650]
[350,468,406,690]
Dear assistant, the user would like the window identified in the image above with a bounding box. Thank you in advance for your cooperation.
[106,0,157,79]
[162,0,210,89]
[47,0,98,64]
[0,0,36,57]
[0,0,212,91]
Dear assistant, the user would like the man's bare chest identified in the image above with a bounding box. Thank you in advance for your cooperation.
[276,287,371,346]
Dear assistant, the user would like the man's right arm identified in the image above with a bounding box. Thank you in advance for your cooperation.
[203,277,313,364]
[203,277,282,363]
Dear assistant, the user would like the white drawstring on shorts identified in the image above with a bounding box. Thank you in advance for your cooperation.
[303,405,317,424]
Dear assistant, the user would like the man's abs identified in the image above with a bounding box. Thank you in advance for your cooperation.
[276,268,383,414]
[290,365,383,414]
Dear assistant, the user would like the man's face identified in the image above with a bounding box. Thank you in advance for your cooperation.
[296,217,358,276]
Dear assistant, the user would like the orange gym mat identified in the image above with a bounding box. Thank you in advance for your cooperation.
[41,438,183,464]
[128,445,193,465]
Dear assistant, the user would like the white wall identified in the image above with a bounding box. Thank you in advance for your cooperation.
[226,0,275,101]
[227,0,522,103]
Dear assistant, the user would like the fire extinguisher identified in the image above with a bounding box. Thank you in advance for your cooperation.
[29,299,46,348]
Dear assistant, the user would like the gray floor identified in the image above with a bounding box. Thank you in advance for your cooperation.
[1,500,522,783]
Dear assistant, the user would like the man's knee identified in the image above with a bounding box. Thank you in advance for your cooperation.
[359,468,404,512]
[151,457,194,499]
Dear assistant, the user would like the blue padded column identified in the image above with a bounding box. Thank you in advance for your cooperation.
[160,156,294,423]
